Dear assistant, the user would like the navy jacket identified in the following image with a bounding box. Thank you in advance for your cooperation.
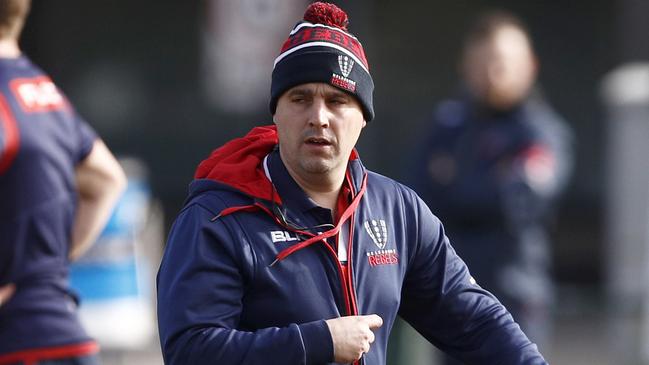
[408,93,573,311]
[157,126,547,364]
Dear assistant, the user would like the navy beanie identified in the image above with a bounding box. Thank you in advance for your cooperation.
[269,2,375,121]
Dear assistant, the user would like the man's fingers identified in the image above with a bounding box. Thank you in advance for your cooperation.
[362,342,371,354]
[362,314,383,330]
[368,329,376,344]
[326,314,384,363]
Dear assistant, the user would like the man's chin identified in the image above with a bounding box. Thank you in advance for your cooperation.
[300,159,334,175]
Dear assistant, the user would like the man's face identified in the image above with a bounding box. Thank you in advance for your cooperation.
[274,82,366,181]
[462,26,537,110]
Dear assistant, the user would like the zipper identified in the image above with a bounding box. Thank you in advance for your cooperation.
[320,239,353,316]
[321,231,361,365]
[345,171,361,365]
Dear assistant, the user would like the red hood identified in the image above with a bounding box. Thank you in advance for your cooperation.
[195,125,279,203]
[195,124,361,204]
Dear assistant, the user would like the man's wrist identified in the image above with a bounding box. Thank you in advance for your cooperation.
[298,319,334,364]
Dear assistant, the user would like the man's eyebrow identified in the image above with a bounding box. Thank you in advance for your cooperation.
[327,90,350,99]
[287,87,313,97]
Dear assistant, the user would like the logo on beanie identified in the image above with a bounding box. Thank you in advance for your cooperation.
[331,74,356,92]
[338,55,354,77]
[331,55,356,93]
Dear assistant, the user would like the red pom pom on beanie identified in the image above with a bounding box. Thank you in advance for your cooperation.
[303,2,349,31]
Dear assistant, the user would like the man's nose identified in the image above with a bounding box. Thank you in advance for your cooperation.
[308,99,330,128]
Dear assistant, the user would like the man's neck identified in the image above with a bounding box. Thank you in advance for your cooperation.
[0,38,20,58]
[283,164,345,213]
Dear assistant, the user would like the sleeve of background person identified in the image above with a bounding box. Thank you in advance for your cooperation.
[157,204,334,365]
[500,107,575,228]
[397,192,548,364]
[526,102,575,197]
[69,139,127,261]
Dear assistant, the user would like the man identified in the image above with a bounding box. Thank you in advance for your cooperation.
[157,3,548,364]
[0,1,127,364]
[409,11,573,363]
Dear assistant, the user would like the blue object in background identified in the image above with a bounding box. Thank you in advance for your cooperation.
[70,178,151,302]
[68,158,159,350]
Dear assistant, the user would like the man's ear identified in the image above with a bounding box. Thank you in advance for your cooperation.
[362,120,367,128]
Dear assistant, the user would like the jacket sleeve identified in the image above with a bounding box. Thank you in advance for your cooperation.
[398,192,548,364]
[500,105,574,230]
[156,203,333,365]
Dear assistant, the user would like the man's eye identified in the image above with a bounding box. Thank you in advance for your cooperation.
[330,98,347,105]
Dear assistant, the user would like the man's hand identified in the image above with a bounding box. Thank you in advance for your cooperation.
[0,283,15,307]
[325,314,383,363]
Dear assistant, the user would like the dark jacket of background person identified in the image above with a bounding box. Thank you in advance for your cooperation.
[410,90,572,326]
[408,14,574,358]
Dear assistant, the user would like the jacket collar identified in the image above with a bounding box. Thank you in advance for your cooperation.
[192,124,366,204]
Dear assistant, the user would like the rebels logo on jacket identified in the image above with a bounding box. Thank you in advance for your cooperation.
[363,219,399,267]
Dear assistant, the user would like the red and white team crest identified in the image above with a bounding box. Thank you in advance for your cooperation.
[330,55,356,92]
[338,55,354,78]
[364,219,399,267]
[364,219,387,249]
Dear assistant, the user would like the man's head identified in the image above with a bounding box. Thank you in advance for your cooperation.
[0,0,30,41]
[461,10,537,111]
[270,2,370,184]
[270,2,374,122]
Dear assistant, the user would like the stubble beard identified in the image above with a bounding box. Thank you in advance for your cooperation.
[298,155,335,175]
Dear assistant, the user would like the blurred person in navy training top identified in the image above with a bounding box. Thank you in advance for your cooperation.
[0,0,127,364]
[157,2,548,365]
[408,10,573,364]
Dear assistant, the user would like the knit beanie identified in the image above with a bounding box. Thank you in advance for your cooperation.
[269,2,374,121]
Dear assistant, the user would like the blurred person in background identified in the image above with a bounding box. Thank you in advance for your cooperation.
[157,2,548,364]
[0,0,126,364]
[408,10,573,364]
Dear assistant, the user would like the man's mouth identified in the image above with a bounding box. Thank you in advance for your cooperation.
[305,137,332,146]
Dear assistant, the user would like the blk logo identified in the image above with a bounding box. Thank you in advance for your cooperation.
[270,231,299,243]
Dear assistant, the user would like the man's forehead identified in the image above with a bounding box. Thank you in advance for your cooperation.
[287,83,348,97]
